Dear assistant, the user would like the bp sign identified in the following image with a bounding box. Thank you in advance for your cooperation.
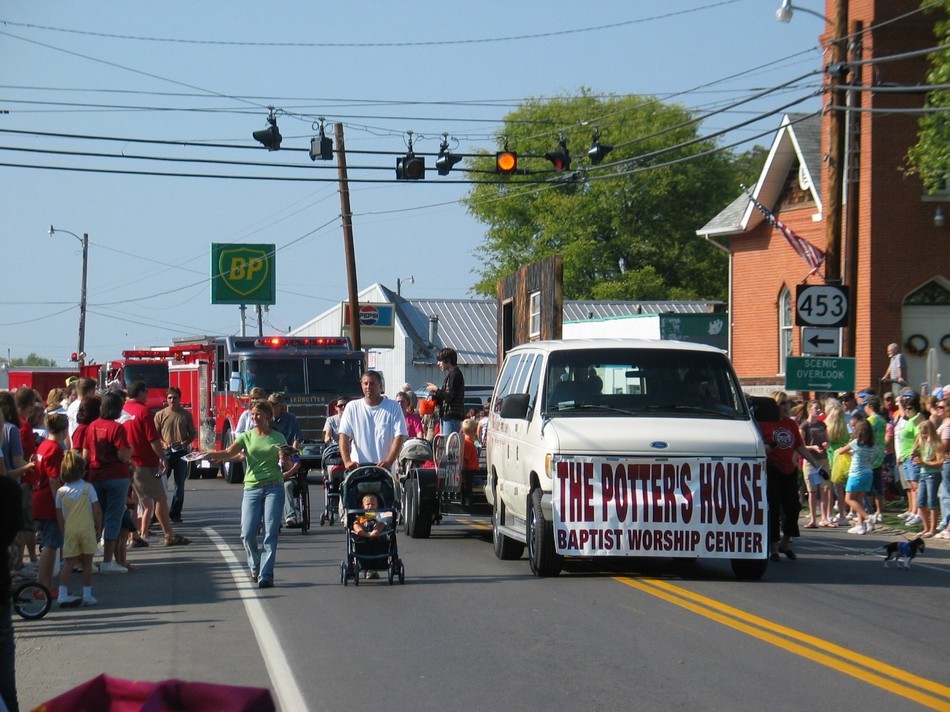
[211,244,276,305]
[785,356,856,392]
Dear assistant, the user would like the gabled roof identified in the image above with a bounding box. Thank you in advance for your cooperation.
[397,291,721,365]
[697,112,822,237]
[294,283,721,366]
[563,300,721,321]
[385,286,498,365]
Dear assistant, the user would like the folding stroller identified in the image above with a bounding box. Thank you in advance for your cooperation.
[339,466,405,585]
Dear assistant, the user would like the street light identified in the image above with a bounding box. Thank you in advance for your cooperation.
[49,225,89,369]
[775,0,830,24]
[397,275,414,296]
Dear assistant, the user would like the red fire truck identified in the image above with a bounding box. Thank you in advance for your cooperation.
[166,335,364,483]
[4,366,99,396]
[99,349,172,411]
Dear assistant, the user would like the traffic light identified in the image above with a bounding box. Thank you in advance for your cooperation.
[310,134,333,161]
[396,154,425,180]
[252,112,281,151]
[495,151,518,174]
[545,139,570,171]
[588,140,613,165]
[436,150,463,176]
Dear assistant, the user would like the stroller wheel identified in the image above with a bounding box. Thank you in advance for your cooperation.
[398,561,405,584]
[353,561,360,587]
[321,514,327,526]
[341,561,348,586]
[387,564,395,585]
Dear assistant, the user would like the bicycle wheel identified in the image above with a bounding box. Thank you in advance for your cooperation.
[13,581,52,620]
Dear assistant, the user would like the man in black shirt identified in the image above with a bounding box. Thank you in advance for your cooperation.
[426,347,465,437]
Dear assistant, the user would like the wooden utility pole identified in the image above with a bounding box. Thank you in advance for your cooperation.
[335,123,361,350]
[823,0,848,287]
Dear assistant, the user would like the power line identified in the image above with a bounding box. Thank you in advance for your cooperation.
[0,3,742,48]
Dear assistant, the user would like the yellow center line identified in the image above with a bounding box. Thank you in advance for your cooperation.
[615,576,950,710]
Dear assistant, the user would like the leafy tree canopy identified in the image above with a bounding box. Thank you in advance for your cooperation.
[6,354,57,367]
[463,90,763,300]
[907,0,950,193]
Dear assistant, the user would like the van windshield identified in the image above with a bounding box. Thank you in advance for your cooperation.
[544,348,748,419]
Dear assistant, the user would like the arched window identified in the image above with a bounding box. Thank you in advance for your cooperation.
[779,286,792,374]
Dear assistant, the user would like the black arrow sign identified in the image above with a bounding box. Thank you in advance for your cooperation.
[807,333,836,349]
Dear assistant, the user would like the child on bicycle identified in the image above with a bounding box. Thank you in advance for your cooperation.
[55,451,102,607]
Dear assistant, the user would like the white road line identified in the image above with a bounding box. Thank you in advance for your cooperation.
[204,527,309,712]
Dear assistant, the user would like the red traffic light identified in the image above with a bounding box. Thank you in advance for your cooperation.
[496,151,518,174]
[545,150,570,171]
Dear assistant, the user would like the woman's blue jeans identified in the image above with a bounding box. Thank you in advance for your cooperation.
[240,482,284,583]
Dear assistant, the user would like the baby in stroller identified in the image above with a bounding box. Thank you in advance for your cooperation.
[340,466,405,585]
[321,443,345,526]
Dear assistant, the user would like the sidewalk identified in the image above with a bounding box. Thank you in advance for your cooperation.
[12,509,273,710]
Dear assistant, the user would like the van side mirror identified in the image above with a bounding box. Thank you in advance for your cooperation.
[499,392,530,419]
[228,372,242,393]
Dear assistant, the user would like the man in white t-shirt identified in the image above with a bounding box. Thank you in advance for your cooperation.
[338,371,407,470]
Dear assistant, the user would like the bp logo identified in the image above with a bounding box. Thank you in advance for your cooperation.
[218,246,271,297]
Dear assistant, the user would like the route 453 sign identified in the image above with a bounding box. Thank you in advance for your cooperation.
[795,285,849,327]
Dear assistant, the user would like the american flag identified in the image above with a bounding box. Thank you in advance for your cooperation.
[743,187,825,276]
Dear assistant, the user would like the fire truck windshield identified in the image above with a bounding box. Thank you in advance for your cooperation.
[124,363,169,389]
[306,358,363,393]
[241,357,362,395]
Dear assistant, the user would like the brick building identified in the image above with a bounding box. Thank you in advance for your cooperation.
[698,0,949,394]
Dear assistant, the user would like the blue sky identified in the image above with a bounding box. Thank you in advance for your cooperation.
[1,0,827,364]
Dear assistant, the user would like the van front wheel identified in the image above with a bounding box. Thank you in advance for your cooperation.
[527,488,562,577]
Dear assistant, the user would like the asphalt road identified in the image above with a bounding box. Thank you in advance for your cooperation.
[13,476,950,711]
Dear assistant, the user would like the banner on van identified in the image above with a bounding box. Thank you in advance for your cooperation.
[552,456,767,559]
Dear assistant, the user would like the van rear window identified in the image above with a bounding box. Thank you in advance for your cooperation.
[545,348,748,419]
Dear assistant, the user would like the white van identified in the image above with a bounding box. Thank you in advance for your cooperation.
[486,339,768,580]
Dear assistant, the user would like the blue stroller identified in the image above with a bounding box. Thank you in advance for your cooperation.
[339,466,405,585]
[320,443,345,526]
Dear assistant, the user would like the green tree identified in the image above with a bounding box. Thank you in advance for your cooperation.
[907,0,950,192]
[463,91,751,300]
[9,353,57,367]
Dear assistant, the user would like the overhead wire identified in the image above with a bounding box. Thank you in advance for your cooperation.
[0,2,744,48]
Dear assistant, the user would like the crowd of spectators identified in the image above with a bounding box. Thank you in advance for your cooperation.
[759,383,949,554]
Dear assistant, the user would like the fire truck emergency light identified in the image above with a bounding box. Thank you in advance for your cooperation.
[254,336,350,348]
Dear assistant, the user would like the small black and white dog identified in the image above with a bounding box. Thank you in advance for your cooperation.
[882,538,926,569]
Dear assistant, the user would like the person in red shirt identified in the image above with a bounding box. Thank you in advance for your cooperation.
[756,392,824,562]
[15,388,43,566]
[71,395,100,450]
[122,381,189,547]
[460,418,481,507]
[81,391,133,573]
[32,413,69,593]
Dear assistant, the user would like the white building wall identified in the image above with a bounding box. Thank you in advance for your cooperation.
[563,315,662,339]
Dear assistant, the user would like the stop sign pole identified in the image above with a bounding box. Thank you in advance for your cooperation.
[335,123,361,350]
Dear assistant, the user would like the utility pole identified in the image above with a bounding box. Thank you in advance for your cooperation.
[78,232,88,369]
[823,0,848,288]
[335,123,361,350]
[50,226,89,369]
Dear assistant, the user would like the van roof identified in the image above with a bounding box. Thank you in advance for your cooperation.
[505,338,724,355]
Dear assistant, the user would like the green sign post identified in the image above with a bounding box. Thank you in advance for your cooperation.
[785,356,856,392]
[211,243,276,305]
